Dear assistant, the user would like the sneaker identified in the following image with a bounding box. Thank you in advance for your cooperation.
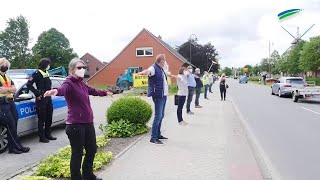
[195,105,202,108]
[179,121,188,125]
[158,135,168,140]
[187,111,194,115]
[205,98,209,100]
[150,139,163,145]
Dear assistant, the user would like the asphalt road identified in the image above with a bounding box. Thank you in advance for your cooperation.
[0,96,113,179]
[227,79,320,180]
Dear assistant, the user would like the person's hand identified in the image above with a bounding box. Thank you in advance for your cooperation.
[44,89,58,97]
[106,91,113,97]
[36,96,42,100]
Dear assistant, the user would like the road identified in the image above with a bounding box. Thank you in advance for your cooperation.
[228,79,320,180]
[0,96,113,179]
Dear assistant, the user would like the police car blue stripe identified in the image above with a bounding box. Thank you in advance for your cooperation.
[16,97,67,119]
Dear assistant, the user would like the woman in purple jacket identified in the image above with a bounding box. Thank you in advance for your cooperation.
[44,58,112,180]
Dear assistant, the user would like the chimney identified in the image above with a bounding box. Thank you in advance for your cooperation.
[158,35,162,40]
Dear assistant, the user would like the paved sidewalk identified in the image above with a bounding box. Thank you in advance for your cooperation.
[99,86,263,180]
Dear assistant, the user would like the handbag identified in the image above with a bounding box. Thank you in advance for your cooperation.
[226,84,229,89]
[174,95,179,105]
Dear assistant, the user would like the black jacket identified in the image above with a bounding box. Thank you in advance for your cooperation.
[26,70,52,97]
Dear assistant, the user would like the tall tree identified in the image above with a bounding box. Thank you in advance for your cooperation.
[176,40,219,73]
[0,15,31,68]
[259,58,269,72]
[252,64,260,76]
[222,67,232,76]
[300,36,320,72]
[270,50,281,74]
[32,28,77,68]
[286,41,305,75]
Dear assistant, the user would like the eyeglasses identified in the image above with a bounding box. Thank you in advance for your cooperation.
[76,66,87,70]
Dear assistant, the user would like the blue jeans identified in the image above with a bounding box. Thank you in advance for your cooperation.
[151,96,167,139]
[204,85,209,98]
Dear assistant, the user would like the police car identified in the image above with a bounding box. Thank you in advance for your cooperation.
[0,70,67,153]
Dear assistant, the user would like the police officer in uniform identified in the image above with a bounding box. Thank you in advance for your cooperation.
[0,57,30,154]
[27,58,56,143]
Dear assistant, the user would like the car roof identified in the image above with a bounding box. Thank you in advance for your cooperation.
[282,77,303,80]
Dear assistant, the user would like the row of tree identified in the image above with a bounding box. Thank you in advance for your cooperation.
[0,15,77,69]
[222,35,320,77]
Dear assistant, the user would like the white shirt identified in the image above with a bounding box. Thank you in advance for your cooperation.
[177,74,188,96]
[148,66,169,96]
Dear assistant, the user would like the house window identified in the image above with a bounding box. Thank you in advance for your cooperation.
[136,47,153,57]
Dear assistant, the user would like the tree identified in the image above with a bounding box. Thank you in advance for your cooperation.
[243,64,252,75]
[252,64,260,76]
[270,50,281,75]
[32,28,77,68]
[176,40,219,73]
[286,41,305,75]
[259,58,269,72]
[300,36,320,72]
[0,15,31,68]
[222,67,232,76]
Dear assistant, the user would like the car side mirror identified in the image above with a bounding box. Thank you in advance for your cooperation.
[16,94,33,102]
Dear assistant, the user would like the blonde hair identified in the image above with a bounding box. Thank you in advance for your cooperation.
[221,73,226,77]
[68,58,85,74]
[0,57,11,68]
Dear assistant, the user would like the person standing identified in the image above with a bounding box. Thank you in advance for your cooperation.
[194,68,203,108]
[139,54,169,145]
[219,73,227,101]
[209,72,214,93]
[185,66,196,114]
[44,58,112,180]
[0,58,30,154]
[176,67,188,125]
[202,71,210,99]
[27,58,56,143]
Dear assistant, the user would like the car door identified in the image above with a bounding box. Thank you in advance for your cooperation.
[51,79,67,125]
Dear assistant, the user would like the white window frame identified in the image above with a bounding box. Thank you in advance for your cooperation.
[136,47,153,57]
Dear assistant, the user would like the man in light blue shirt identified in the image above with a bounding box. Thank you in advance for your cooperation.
[186,66,196,114]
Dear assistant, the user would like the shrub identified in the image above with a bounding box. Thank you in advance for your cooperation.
[96,135,110,148]
[106,97,152,124]
[306,77,320,86]
[99,119,148,138]
[249,77,260,81]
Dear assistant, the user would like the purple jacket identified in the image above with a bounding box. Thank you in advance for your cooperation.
[56,76,108,124]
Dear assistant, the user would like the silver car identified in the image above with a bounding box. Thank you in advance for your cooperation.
[0,77,67,153]
[271,77,306,97]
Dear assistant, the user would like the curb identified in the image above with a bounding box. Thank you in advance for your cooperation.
[228,93,280,180]
[114,133,148,159]
[3,162,40,180]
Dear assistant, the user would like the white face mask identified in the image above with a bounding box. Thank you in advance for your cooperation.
[75,68,86,78]
[183,71,188,76]
[46,65,50,71]
[189,69,193,73]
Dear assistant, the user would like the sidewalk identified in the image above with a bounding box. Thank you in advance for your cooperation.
[98,86,263,180]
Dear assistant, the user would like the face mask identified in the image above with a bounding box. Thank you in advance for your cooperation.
[183,71,188,76]
[46,65,50,71]
[75,68,86,78]
[1,66,8,72]
[163,62,169,72]
[189,69,193,73]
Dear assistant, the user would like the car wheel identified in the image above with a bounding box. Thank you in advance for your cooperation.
[271,88,275,95]
[278,89,282,97]
[292,91,299,102]
[0,125,9,154]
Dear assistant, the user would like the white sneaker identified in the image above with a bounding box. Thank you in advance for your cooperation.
[179,121,188,125]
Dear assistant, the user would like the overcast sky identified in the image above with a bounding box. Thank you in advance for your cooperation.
[1,0,319,68]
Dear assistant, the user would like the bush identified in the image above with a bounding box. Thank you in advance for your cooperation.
[306,77,320,86]
[106,97,152,124]
[100,119,148,138]
[249,77,260,81]
[35,136,112,178]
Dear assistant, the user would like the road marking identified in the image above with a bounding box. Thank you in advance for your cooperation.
[301,107,320,115]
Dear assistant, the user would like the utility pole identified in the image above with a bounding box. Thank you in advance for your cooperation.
[268,41,271,77]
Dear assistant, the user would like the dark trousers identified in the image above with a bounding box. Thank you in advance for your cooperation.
[36,97,53,137]
[195,87,201,106]
[186,87,195,113]
[204,85,209,98]
[151,96,167,139]
[0,100,23,151]
[209,83,213,92]
[66,123,97,180]
[220,86,226,100]
[177,96,186,123]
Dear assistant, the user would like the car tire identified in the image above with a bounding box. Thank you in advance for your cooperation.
[271,89,275,95]
[292,92,299,102]
[0,125,9,154]
[278,89,283,97]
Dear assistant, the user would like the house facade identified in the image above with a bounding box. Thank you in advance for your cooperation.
[80,53,106,79]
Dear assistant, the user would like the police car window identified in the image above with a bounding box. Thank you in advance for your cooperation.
[51,80,61,88]
[58,80,65,86]
[18,84,35,97]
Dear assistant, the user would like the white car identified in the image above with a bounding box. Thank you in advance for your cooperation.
[0,77,67,153]
[271,77,306,97]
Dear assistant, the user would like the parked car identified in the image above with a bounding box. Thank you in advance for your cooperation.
[239,76,248,83]
[266,78,278,84]
[271,77,306,97]
[0,77,67,153]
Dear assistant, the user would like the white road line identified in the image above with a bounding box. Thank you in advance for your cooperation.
[301,107,320,115]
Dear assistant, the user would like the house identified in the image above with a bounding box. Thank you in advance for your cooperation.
[80,53,106,79]
[87,28,190,86]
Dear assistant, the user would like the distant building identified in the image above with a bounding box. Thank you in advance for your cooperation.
[80,53,106,79]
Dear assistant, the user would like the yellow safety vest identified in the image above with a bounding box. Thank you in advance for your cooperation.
[202,75,209,85]
[38,69,49,78]
[0,74,14,98]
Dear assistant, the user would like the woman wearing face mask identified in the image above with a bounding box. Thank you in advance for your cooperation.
[27,58,56,143]
[175,67,189,125]
[0,58,30,154]
[44,58,113,180]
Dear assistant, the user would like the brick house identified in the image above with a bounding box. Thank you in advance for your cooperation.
[87,28,190,86]
[80,53,106,79]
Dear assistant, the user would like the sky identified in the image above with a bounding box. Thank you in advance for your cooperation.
[0,0,320,69]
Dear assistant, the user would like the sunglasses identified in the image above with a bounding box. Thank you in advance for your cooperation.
[76,66,87,70]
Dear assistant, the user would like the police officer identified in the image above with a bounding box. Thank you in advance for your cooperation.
[26,58,56,143]
[0,57,30,154]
